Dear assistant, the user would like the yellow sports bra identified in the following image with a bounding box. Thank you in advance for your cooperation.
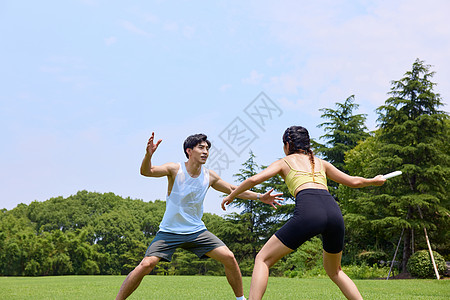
[283,158,328,196]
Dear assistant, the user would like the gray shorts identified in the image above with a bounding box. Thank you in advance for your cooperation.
[145,229,226,262]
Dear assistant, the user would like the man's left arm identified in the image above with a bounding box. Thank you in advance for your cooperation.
[209,170,258,200]
[209,169,283,209]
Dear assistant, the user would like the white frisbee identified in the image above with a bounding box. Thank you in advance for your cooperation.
[383,171,402,179]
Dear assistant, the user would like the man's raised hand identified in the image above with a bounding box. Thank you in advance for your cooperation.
[146,132,162,155]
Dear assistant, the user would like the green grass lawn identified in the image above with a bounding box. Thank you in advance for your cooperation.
[0,275,448,299]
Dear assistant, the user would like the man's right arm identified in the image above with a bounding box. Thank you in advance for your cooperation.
[140,132,178,178]
[140,153,177,177]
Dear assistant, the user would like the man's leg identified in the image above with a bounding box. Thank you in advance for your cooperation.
[115,256,161,300]
[206,246,244,298]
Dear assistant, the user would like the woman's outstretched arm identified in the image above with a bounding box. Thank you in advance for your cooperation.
[322,159,386,188]
[221,159,284,210]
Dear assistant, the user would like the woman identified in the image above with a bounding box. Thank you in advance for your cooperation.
[222,126,386,300]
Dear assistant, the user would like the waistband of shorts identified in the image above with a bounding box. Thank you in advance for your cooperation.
[157,229,207,236]
[296,188,331,197]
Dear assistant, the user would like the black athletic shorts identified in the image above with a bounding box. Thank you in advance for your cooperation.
[145,229,225,262]
[275,188,345,253]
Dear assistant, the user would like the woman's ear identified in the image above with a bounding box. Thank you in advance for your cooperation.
[283,143,289,154]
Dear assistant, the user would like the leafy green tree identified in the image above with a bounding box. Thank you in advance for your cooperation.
[376,59,449,271]
[278,237,323,278]
[120,238,149,275]
[0,204,36,275]
[314,95,370,202]
[227,152,273,258]
[43,230,74,275]
[315,95,370,172]
[142,200,166,238]
[338,133,402,265]
[342,59,450,271]
[0,191,168,276]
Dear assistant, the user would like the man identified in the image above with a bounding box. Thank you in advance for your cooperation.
[116,132,282,300]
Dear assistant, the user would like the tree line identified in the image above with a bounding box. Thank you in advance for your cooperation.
[1,59,448,277]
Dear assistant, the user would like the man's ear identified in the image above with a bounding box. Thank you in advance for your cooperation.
[186,148,192,158]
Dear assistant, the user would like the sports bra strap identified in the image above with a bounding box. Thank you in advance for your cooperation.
[282,158,294,170]
[283,157,323,173]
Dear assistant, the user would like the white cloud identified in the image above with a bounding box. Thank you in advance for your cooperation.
[40,66,62,73]
[219,84,232,92]
[182,25,195,38]
[267,73,300,95]
[142,12,159,24]
[242,70,264,85]
[163,21,179,32]
[104,36,117,46]
[121,20,152,38]
[278,97,306,111]
[79,0,98,6]
[41,56,92,89]
[250,0,450,111]
[77,126,103,144]
[58,75,95,89]
[129,7,159,24]
[47,56,87,69]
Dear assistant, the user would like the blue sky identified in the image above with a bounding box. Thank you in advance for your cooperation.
[1,0,449,216]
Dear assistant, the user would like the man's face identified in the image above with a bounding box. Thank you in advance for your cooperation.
[187,141,209,164]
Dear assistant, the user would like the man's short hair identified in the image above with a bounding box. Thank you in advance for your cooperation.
[183,134,211,158]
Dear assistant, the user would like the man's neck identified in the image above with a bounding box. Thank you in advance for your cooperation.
[185,160,203,178]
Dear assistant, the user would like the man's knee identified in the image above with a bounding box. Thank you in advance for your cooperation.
[138,256,159,273]
[215,248,238,267]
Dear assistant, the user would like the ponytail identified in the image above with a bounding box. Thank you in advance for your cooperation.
[306,148,315,173]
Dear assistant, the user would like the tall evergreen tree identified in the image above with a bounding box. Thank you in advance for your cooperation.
[342,59,449,272]
[375,58,449,271]
[315,95,370,171]
[314,95,370,199]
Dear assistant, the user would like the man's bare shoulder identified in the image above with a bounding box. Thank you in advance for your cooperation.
[165,162,181,175]
[165,162,180,168]
[207,168,220,179]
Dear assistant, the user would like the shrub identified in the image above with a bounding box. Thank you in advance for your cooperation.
[342,264,390,279]
[281,237,323,278]
[407,250,446,278]
[356,250,388,266]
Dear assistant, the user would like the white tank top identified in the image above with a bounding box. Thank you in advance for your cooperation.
[159,162,210,234]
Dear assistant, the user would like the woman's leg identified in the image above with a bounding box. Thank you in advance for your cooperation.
[249,235,293,300]
[323,251,363,300]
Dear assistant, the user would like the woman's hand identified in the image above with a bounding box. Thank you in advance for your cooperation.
[221,189,284,211]
[371,175,386,186]
[260,188,283,209]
